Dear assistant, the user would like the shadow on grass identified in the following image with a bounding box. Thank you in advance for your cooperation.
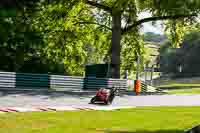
[94,129,183,133]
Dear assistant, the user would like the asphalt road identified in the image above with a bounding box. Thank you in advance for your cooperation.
[0,90,200,108]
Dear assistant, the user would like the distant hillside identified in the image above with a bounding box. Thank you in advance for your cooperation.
[144,41,160,66]
[143,32,167,44]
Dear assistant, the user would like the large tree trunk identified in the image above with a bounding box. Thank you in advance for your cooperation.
[111,13,121,79]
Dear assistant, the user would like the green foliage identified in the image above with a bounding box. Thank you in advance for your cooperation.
[149,0,200,48]
[0,8,16,17]
[160,31,200,77]
[83,0,199,78]
[33,1,110,75]
[143,32,167,43]
[121,32,144,79]
[0,0,199,77]
[116,0,145,78]
[0,0,44,72]
[0,1,110,75]
[164,13,199,48]
[164,19,194,48]
[150,0,200,15]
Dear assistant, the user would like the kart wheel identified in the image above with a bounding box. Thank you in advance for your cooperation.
[90,97,96,104]
[109,96,115,103]
[105,100,111,105]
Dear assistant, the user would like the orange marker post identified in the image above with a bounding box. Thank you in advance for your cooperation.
[134,80,141,95]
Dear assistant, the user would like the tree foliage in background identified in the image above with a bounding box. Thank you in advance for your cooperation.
[0,0,110,75]
[80,0,200,78]
[35,1,110,75]
[0,0,45,72]
[143,32,167,43]
[160,30,200,77]
[161,0,200,48]
[0,0,199,77]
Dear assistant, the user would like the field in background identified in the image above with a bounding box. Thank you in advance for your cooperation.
[0,107,200,133]
[155,76,200,86]
[166,88,200,94]
[154,76,200,94]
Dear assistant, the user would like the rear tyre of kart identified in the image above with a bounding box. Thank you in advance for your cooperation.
[109,95,115,103]
[105,100,111,105]
[90,97,96,104]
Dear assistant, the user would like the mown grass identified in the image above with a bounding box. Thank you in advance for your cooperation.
[159,83,200,88]
[158,82,200,94]
[167,88,200,94]
[0,106,200,133]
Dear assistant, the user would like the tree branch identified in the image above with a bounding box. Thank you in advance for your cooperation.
[122,14,197,35]
[76,21,112,30]
[85,0,111,13]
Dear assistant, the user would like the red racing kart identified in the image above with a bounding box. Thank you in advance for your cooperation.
[90,87,118,105]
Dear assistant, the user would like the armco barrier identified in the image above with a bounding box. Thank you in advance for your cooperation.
[50,75,84,91]
[0,72,15,88]
[84,77,127,90]
[16,73,49,89]
[0,72,49,89]
[141,81,148,92]
[0,71,161,93]
[0,72,128,91]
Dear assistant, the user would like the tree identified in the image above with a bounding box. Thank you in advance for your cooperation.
[159,30,200,77]
[1,0,199,77]
[0,0,45,72]
[0,0,110,75]
[81,0,199,78]
[32,1,110,75]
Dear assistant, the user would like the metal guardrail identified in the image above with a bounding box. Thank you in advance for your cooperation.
[141,81,162,93]
[0,72,15,88]
[84,77,127,90]
[16,73,49,89]
[0,72,128,91]
[141,81,148,92]
[0,71,160,93]
[50,75,84,91]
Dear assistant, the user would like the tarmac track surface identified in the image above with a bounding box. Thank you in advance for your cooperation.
[0,90,200,108]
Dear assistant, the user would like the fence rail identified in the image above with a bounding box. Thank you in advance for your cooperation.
[0,72,128,91]
[0,72,15,88]
[50,75,84,90]
[84,77,127,90]
[0,71,160,93]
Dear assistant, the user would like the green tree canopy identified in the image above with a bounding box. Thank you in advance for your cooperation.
[160,30,200,77]
[79,0,200,78]
[0,0,200,77]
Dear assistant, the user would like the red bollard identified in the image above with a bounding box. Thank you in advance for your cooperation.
[134,80,141,95]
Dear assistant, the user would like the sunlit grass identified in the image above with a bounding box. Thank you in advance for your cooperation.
[0,106,199,133]
[167,88,200,94]
[159,83,200,88]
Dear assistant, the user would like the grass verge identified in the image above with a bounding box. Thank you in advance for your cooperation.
[167,88,200,94]
[159,83,200,87]
[0,106,200,133]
